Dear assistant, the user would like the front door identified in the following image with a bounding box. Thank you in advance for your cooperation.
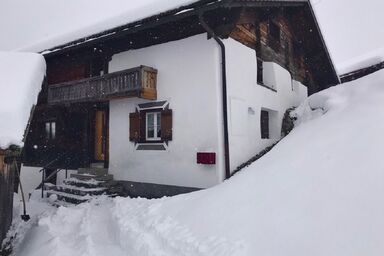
[94,110,109,163]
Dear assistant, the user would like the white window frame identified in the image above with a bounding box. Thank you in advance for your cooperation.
[146,112,161,141]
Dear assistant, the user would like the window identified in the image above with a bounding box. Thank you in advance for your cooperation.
[269,22,280,41]
[257,59,263,85]
[129,104,173,145]
[260,110,269,139]
[146,112,161,141]
[269,22,281,52]
[45,121,56,140]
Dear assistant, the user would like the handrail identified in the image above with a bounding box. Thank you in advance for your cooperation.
[35,153,69,198]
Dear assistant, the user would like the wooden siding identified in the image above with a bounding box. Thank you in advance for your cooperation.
[48,66,157,105]
[230,12,309,86]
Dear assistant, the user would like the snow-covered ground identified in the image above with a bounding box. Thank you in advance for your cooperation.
[0,52,45,148]
[6,70,384,255]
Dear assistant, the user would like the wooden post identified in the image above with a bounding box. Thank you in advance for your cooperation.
[0,149,5,172]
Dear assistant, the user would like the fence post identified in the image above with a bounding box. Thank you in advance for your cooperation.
[0,150,15,245]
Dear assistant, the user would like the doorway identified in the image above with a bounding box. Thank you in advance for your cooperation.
[92,107,109,167]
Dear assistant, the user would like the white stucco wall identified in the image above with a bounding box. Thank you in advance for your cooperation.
[19,165,41,197]
[108,34,224,188]
[224,38,308,172]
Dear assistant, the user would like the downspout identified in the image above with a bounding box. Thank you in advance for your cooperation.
[198,14,231,180]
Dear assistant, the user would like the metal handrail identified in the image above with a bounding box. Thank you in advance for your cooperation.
[40,168,67,198]
[35,153,69,198]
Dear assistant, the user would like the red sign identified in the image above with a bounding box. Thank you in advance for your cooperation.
[197,152,216,165]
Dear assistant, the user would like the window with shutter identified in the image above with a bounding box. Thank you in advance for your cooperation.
[129,103,173,145]
[260,110,270,139]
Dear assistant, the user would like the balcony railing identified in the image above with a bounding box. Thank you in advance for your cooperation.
[48,66,157,104]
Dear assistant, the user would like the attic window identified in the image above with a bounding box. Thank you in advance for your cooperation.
[269,22,281,52]
[269,22,280,40]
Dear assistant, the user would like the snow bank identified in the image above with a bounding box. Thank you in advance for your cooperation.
[0,52,46,148]
[13,70,384,255]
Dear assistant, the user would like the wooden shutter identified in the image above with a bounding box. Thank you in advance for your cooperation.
[161,109,173,142]
[139,112,146,142]
[129,112,140,142]
[260,110,269,139]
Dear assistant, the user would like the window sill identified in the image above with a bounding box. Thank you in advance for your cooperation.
[136,143,166,151]
[258,83,277,92]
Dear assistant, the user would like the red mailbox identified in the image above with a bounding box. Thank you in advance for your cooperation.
[197,152,216,165]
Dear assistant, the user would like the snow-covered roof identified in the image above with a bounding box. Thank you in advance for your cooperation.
[17,0,203,53]
[16,0,311,54]
[338,47,384,75]
[0,52,46,149]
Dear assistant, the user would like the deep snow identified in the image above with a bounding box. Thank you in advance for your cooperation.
[8,70,384,255]
[0,52,46,148]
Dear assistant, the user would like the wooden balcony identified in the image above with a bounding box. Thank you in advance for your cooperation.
[48,66,157,104]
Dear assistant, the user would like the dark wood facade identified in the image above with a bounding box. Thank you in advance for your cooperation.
[23,0,339,169]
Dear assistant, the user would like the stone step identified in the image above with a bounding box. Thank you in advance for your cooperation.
[70,173,113,182]
[63,178,106,188]
[78,167,108,176]
[51,200,76,208]
[46,190,92,205]
[90,162,105,168]
[50,184,107,197]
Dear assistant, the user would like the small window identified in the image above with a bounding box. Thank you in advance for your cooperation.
[260,110,269,139]
[269,22,280,41]
[269,22,281,52]
[257,59,263,85]
[146,112,162,141]
[130,104,173,146]
[45,121,56,140]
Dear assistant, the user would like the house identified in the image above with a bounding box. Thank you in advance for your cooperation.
[20,0,339,198]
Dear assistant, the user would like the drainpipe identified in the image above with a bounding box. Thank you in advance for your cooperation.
[198,14,231,180]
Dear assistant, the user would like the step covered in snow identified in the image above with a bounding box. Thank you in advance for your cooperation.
[70,173,113,181]
[49,184,107,197]
[63,178,106,188]
[46,190,92,204]
[78,167,108,176]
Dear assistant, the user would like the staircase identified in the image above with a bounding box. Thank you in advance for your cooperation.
[44,164,113,206]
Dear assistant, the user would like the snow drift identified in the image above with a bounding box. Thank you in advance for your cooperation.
[0,52,46,148]
[12,70,384,255]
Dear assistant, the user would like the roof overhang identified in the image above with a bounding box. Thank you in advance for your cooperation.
[42,0,339,91]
